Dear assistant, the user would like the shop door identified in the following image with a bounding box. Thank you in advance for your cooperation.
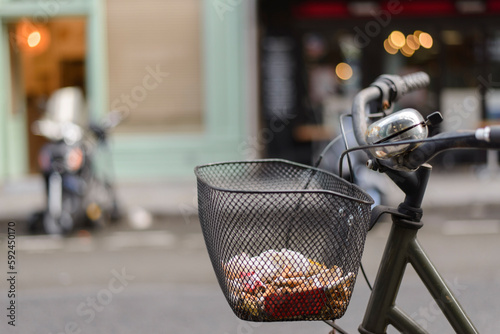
[8,18,86,173]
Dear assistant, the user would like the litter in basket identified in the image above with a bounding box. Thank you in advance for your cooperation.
[224,249,355,319]
[195,159,373,321]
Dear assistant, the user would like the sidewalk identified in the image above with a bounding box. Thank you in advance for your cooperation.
[0,176,199,222]
[0,169,499,221]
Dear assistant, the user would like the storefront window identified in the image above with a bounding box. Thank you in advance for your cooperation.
[258,1,500,166]
[302,31,361,137]
[381,27,440,120]
[440,28,484,132]
[380,26,487,132]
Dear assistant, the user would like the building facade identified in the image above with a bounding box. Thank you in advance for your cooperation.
[0,0,258,181]
[257,0,500,167]
[1,0,500,183]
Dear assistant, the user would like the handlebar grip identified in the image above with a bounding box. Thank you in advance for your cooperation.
[401,72,430,95]
[490,126,500,143]
[476,126,500,144]
[377,72,430,100]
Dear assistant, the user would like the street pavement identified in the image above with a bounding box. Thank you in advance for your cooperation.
[0,168,500,333]
[0,205,499,334]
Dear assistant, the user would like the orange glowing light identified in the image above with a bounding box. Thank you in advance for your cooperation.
[15,20,50,53]
[400,44,415,57]
[419,32,433,49]
[27,31,41,47]
[335,62,353,80]
[384,39,398,55]
[406,34,420,51]
[389,31,405,49]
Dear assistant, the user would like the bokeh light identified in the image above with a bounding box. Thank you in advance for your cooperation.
[406,34,420,50]
[15,20,50,53]
[388,31,405,49]
[400,44,415,57]
[335,62,353,80]
[27,31,41,48]
[384,30,433,56]
[384,39,398,55]
[419,32,433,49]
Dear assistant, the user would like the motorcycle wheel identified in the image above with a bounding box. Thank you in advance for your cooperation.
[27,210,45,234]
[43,193,80,235]
[43,211,75,235]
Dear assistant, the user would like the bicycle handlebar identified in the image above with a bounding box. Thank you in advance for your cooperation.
[378,72,431,100]
[351,72,500,172]
[352,72,430,148]
[403,126,500,170]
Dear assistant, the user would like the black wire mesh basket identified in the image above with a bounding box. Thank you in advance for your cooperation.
[195,159,373,322]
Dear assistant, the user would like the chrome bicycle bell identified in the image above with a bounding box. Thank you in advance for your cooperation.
[365,108,441,160]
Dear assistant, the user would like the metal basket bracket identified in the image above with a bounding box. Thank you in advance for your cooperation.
[369,205,411,231]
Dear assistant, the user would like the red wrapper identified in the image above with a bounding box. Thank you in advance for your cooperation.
[264,288,325,318]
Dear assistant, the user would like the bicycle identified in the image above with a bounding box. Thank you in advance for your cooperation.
[194,72,500,333]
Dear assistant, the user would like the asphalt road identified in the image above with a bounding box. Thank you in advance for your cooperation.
[0,206,499,334]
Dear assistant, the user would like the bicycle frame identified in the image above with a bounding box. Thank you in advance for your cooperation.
[358,164,478,334]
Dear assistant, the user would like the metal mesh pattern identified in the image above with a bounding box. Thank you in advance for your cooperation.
[195,159,373,322]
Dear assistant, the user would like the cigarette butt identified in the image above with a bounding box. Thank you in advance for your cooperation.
[239,292,262,317]
[263,285,277,298]
[308,258,328,274]
[337,286,352,301]
[274,276,306,287]
[329,299,344,308]
[281,265,307,278]
[325,272,356,290]
[292,281,321,293]
[223,263,237,280]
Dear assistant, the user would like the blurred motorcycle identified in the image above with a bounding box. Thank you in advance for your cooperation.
[29,87,124,235]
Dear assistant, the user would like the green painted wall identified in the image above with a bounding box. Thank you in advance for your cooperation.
[0,19,9,180]
[0,8,29,180]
